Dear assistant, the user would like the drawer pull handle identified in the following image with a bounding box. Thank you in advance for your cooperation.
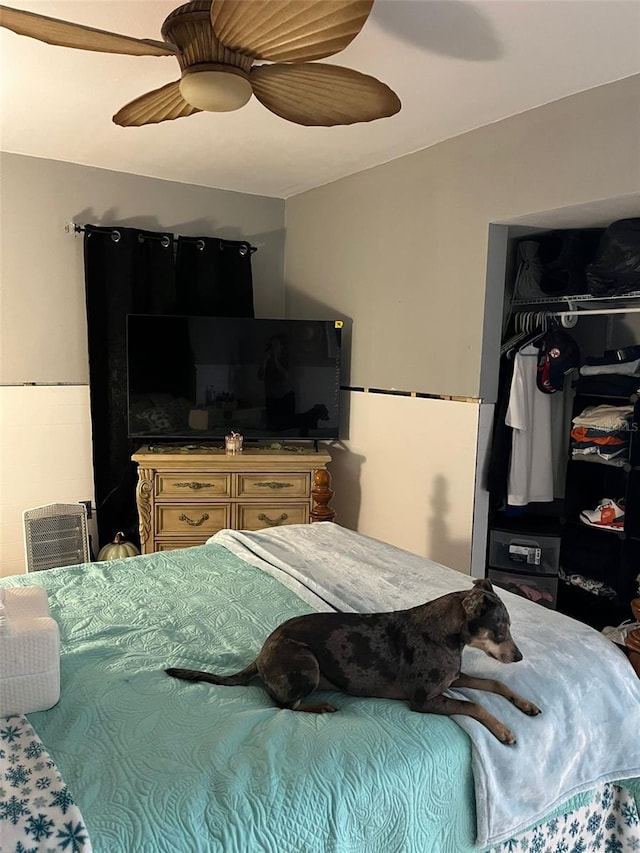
[178,512,210,527]
[175,482,217,491]
[255,482,293,490]
[258,512,288,527]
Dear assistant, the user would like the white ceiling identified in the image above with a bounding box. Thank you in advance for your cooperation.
[1,0,639,199]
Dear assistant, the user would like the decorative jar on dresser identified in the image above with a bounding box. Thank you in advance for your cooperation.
[132,444,335,554]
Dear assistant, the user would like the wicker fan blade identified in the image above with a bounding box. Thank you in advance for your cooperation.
[210,0,373,62]
[0,5,179,56]
[113,81,201,127]
[250,63,400,126]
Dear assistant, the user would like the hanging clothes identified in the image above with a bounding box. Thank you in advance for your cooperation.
[549,368,577,498]
[505,345,554,506]
[487,354,516,511]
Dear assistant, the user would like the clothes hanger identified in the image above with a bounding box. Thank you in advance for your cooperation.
[502,310,562,357]
[517,315,547,350]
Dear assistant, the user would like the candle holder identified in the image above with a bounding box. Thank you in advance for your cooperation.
[225,431,243,454]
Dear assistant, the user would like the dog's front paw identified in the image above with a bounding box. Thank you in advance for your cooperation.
[494,723,516,745]
[511,696,542,716]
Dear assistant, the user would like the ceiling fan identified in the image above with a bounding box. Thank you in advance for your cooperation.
[0,0,401,127]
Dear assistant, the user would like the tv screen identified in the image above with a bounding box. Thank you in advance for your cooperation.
[126,315,342,442]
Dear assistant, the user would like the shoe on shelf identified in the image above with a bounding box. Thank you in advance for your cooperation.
[579,498,625,531]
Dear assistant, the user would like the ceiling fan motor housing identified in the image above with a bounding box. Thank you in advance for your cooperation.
[162,1,253,112]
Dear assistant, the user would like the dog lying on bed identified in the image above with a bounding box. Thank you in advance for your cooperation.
[166,578,541,744]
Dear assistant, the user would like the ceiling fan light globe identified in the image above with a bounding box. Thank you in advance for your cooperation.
[179,69,252,112]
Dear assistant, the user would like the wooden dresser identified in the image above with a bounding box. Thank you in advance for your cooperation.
[131,445,334,555]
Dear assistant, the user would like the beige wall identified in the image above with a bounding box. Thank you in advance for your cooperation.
[285,76,640,398]
[328,392,481,574]
[0,386,94,576]
[0,155,286,574]
[0,153,286,384]
[285,76,640,571]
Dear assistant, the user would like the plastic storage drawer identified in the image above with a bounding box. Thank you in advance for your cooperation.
[488,528,560,576]
[489,568,558,609]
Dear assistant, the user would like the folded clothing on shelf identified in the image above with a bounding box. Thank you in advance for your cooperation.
[571,426,628,447]
[580,358,640,377]
[571,427,629,461]
[571,404,633,462]
[572,404,634,431]
[577,374,640,397]
[584,344,640,367]
[571,445,628,462]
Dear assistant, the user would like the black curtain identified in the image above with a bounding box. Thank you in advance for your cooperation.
[175,236,255,317]
[84,226,175,548]
[84,226,255,550]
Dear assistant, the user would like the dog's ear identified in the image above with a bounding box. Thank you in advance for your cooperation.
[473,578,494,593]
[462,586,485,619]
[462,579,494,618]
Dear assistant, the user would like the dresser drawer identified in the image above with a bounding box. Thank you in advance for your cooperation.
[237,473,310,498]
[237,503,308,530]
[155,473,231,498]
[155,538,208,552]
[156,504,229,537]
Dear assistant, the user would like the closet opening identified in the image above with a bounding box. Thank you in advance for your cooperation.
[478,206,640,633]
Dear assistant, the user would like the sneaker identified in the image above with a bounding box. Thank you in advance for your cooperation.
[580,498,625,531]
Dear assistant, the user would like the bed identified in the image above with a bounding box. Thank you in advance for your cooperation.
[1,522,639,853]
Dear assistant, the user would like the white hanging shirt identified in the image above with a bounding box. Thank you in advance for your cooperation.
[505,345,554,506]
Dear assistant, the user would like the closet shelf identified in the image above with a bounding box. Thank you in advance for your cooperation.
[513,291,640,308]
[573,390,639,403]
[568,519,626,538]
[569,455,631,470]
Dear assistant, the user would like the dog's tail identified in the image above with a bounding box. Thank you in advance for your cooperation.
[165,662,258,686]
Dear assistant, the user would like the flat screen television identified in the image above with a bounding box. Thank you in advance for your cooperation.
[126,315,342,442]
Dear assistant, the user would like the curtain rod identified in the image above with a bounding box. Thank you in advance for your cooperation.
[65,222,257,254]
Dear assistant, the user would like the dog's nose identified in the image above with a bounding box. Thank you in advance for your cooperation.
[512,646,523,663]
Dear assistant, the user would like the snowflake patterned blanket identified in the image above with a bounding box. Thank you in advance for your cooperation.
[0,713,91,852]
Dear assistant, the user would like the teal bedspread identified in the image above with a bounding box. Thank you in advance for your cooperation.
[3,525,639,853]
[2,545,480,853]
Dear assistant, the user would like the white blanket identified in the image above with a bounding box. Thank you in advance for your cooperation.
[208,523,640,847]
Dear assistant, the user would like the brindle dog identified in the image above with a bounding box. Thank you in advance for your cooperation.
[166,578,541,744]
